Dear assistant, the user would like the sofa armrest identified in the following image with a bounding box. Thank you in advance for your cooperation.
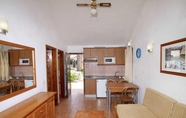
[171,103,186,118]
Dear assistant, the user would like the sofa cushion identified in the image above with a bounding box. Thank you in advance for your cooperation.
[171,103,186,118]
[117,104,158,118]
[143,88,177,118]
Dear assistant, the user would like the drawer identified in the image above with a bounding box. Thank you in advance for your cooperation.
[39,112,47,118]
[33,103,47,118]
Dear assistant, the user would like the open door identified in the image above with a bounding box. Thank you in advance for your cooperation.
[65,53,71,97]
[58,50,65,98]
[46,45,58,105]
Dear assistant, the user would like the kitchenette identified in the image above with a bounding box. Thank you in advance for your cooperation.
[83,47,126,97]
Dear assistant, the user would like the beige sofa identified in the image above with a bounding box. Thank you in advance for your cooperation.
[117,88,186,118]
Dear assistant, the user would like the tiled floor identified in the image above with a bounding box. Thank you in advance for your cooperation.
[55,92,118,118]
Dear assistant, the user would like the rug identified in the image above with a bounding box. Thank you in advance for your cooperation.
[75,110,105,118]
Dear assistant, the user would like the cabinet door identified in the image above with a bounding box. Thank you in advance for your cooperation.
[83,48,91,58]
[97,48,104,64]
[9,50,19,66]
[104,48,115,57]
[90,48,98,58]
[84,79,96,94]
[47,96,55,118]
[19,50,33,65]
[115,48,125,65]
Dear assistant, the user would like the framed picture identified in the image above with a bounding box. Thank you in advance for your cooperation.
[160,37,186,77]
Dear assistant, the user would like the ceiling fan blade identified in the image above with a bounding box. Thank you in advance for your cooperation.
[77,4,90,7]
[99,3,111,7]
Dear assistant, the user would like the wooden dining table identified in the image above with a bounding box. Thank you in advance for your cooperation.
[106,82,139,111]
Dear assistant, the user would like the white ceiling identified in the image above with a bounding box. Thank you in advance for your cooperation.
[50,0,146,46]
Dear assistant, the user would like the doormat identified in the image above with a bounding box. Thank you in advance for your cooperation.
[75,110,105,118]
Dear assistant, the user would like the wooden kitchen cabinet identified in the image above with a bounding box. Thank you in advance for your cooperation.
[83,48,98,58]
[83,48,91,58]
[9,50,19,66]
[97,48,104,64]
[104,48,115,57]
[84,79,96,94]
[9,49,33,66]
[83,47,125,65]
[1,92,56,118]
[115,47,125,65]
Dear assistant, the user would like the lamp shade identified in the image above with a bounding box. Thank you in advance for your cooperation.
[147,42,154,52]
[90,8,97,15]
[0,17,8,35]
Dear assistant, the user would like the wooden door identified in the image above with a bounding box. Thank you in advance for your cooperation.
[46,45,58,105]
[46,50,53,91]
[58,50,65,98]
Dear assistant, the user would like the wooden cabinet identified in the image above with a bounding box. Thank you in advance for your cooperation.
[26,113,33,118]
[33,103,47,118]
[9,49,33,66]
[83,48,98,58]
[104,48,115,57]
[47,96,55,118]
[83,47,125,65]
[9,50,19,66]
[115,47,125,65]
[0,92,56,118]
[84,79,96,94]
[97,48,104,64]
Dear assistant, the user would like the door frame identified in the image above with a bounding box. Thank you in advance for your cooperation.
[46,45,58,105]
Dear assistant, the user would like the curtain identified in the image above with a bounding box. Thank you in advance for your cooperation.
[125,47,133,83]
[0,51,9,81]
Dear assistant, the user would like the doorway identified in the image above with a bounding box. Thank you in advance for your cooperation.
[46,45,58,105]
[69,54,84,94]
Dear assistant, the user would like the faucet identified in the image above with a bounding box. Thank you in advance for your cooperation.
[114,71,120,78]
[19,72,25,78]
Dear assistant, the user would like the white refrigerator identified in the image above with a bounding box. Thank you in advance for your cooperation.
[96,79,107,97]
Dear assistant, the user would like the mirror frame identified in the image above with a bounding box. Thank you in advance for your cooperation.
[0,40,36,101]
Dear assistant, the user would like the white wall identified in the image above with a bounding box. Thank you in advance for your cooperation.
[131,0,186,104]
[0,0,66,111]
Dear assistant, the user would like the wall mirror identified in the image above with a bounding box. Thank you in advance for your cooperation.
[0,40,36,101]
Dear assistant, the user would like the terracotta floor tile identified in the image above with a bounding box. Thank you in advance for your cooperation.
[55,92,118,118]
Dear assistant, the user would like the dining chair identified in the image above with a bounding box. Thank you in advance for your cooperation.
[120,86,138,104]
[106,79,118,104]
[118,79,129,84]
[10,79,21,92]
[106,79,117,84]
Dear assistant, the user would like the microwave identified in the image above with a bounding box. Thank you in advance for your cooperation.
[104,57,116,64]
[19,58,30,65]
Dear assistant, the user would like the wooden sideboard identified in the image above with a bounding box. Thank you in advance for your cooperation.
[0,92,56,118]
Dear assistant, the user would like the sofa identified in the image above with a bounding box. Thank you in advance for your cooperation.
[116,88,186,118]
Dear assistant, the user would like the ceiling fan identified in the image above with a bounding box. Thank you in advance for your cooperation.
[77,0,111,16]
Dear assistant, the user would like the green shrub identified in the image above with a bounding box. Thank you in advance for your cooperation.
[70,73,77,82]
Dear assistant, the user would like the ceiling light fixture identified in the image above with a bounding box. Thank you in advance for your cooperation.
[0,17,8,35]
